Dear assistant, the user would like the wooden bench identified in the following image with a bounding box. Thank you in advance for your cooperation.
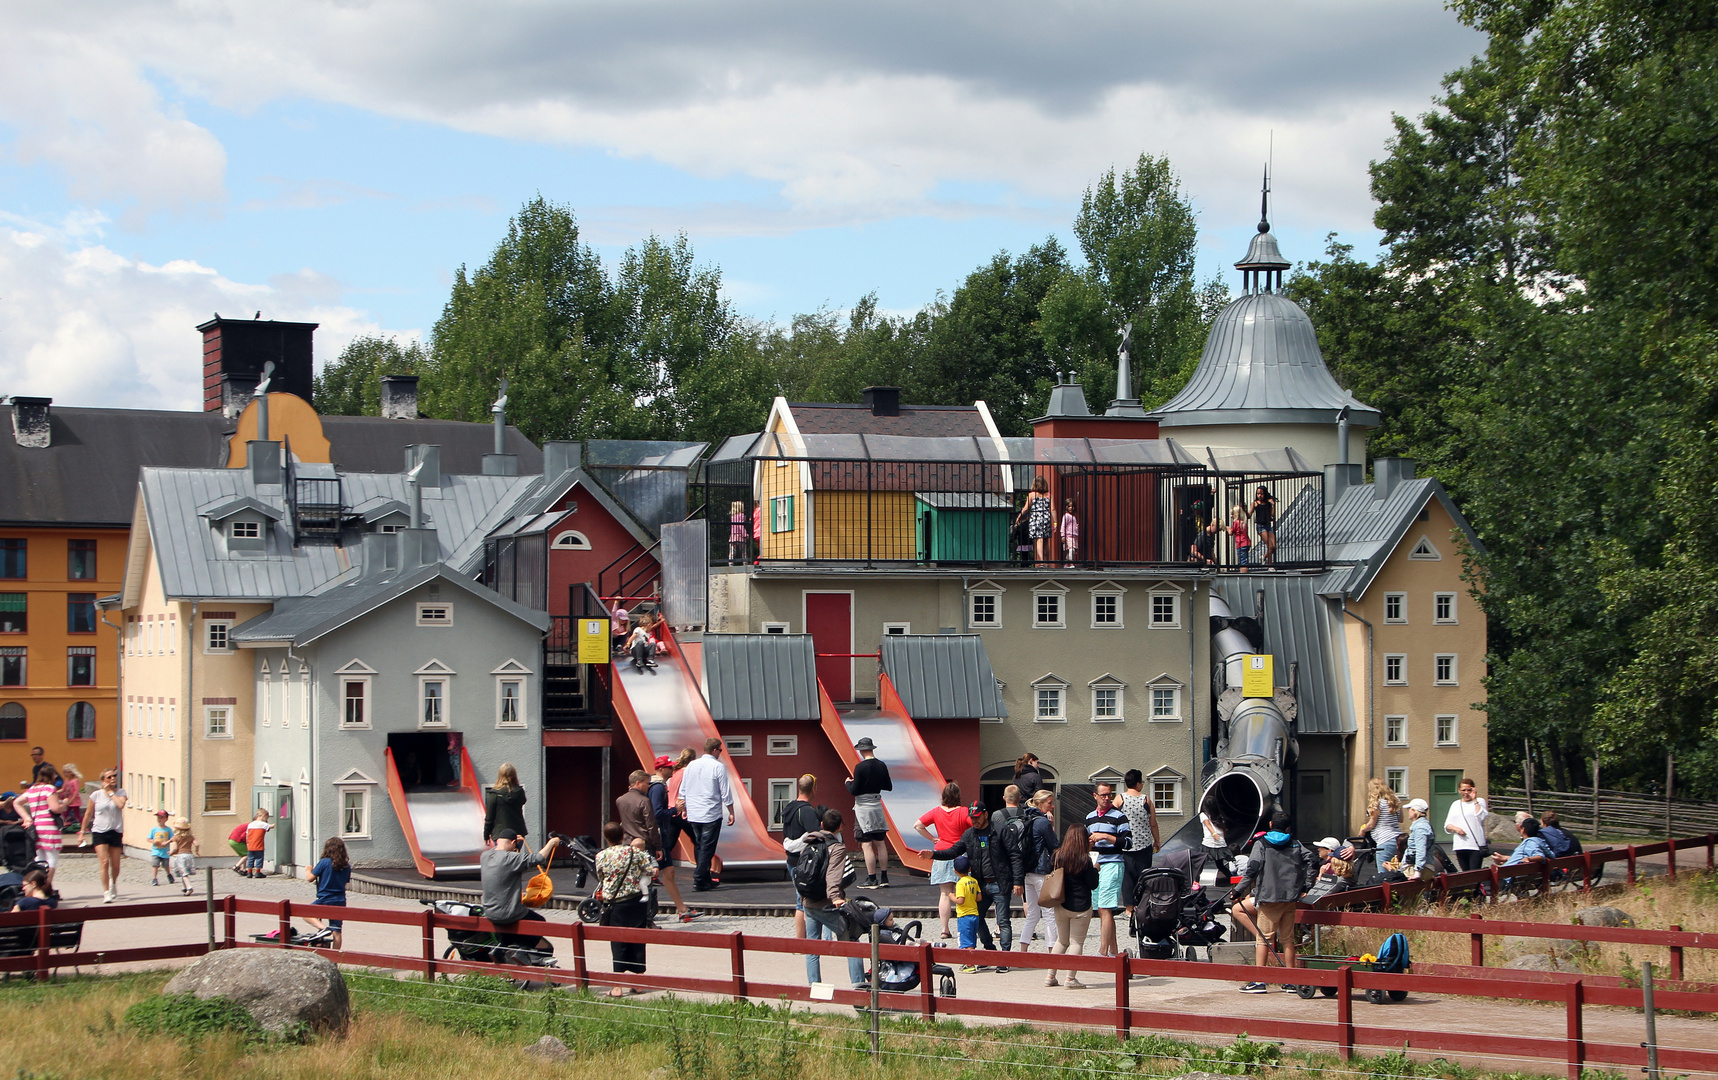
[0,919,84,979]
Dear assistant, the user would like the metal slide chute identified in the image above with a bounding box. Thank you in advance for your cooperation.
[384,745,488,879]
[1194,594,1299,853]
[819,672,942,874]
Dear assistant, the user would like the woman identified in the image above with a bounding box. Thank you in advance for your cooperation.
[1016,788,1059,955]
[595,820,655,997]
[1118,769,1161,910]
[18,765,66,891]
[649,754,695,922]
[1443,777,1490,871]
[484,762,528,845]
[913,782,971,940]
[11,869,53,913]
[58,764,83,832]
[1361,778,1402,867]
[1046,824,1100,989]
[1402,799,1435,880]
[1014,476,1054,565]
[77,769,127,902]
[301,836,351,949]
[1013,754,1043,802]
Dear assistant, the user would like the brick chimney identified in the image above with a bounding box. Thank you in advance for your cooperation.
[197,316,317,412]
[9,397,51,448]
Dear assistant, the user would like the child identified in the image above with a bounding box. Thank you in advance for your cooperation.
[953,854,981,972]
[1060,499,1080,567]
[1229,505,1252,571]
[11,869,54,913]
[626,619,658,671]
[244,808,273,878]
[228,820,250,874]
[148,809,175,886]
[609,599,630,653]
[59,764,83,832]
[728,500,749,562]
[170,817,200,896]
[302,837,351,950]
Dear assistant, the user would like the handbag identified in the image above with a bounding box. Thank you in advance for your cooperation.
[1037,866,1066,907]
[522,867,554,908]
[1459,801,1491,857]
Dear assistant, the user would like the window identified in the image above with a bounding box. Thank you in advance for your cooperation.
[1092,594,1119,627]
[205,705,231,738]
[1034,591,1062,627]
[1385,714,1407,747]
[377,522,404,534]
[1093,686,1120,720]
[770,495,795,532]
[0,702,24,740]
[0,593,22,634]
[61,701,94,741]
[1410,536,1441,560]
[203,780,233,814]
[419,679,447,727]
[970,592,999,626]
[1434,654,1457,684]
[67,539,96,580]
[0,647,22,686]
[723,735,752,756]
[67,593,96,634]
[767,735,798,756]
[1150,683,1181,721]
[761,621,790,634]
[551,531,591,550]
[228,520,261,540]
[340,788,370,839]
[1434,592,1456,623]
[1386,768,1408,798]
[416,603,453,627]
[1149,590,1181,628]
[1151,778,1182,814]
[767,779,795,830]
[67,646,95,686]
[1384,593,1406,623]
[1436,714,1459,746]
[497,679,523,727]
[0,539,23,579]
[1384,654,1406,685]
[882,622,910,636]
[205,621,231,654]
[1031,674,1068,722]
[337,678,367,727]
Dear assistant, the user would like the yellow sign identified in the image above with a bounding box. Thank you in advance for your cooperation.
[577,618,611,665]
[1241,653,1273,698]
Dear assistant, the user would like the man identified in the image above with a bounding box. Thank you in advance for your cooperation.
[799,808,865,989]
[991,784,1031,911]
[1233,810,1315,993]
[844,737,893,888]
[1494,816,1555,866]
[28,747,43,775]
[1084,782,1132,958]
[1538,812,1581,858]
[781,773,823,938]
[615,769,661,867]
[930,801,1019,968]
[678,737,734,891]
[479,829,565,950]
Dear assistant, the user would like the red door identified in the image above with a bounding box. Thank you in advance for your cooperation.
[805,592,853,702]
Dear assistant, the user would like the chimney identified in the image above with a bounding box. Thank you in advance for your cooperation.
[1373,457,1417,501]
[1323,463,1362,508]
[861,386,900,417]
[197,316,317,412]
[220,374,259,420]
[9,397,51,449]
[396,528,440,570]
[482,453,519,476]
[403,444,440,489]
[358,531,398,578]
[1043,373,1092,418]
[249,441,282,487]
[542,441,581,477]
[380,375,419,420]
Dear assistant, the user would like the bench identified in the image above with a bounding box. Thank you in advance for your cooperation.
[0,919,84,979]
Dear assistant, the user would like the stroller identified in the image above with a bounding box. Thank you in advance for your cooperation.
[1129,848,1230,962]
[565,835,661,925]
[422,898,558,985]
[838,896,957,997]
[0,823,36,874]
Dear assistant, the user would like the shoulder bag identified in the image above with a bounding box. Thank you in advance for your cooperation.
[1037,866,1066,907]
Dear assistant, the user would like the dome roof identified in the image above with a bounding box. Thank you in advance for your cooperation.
[1155,291,1381,428]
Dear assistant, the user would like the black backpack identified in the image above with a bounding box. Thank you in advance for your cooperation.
[794,834,833,900]
[998,810,1035,871]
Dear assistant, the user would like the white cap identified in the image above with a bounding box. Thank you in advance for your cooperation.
[1315,836,1342,851]
[1406,798,1429,813]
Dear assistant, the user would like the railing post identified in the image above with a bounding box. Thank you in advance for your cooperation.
[1582,851,1593,893]
[1627,844,1637,885]
[1470,915,1485,967]
[1667,925,1684,982]
[205,866,215,949]
[278,900,291,947]
[729,931,747,1001]
[1564,979,1584,1080]
[1489,864,1501,902]
[223,895,236,949]
[35,904,49,980]
[918,942,935,1020]
[1336,964,1353,1060]
[571,920,588,991]
[1666,837,1676,880]
[421,908,436,981]
[1115,952,1130,1040]
[1707,832,1715,870]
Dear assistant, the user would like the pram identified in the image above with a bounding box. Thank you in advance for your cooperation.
[1128,848,1231,962]
[565,834,661,925]
[422,898,558,985]
[837,896,957,997]
[0,823,37,874]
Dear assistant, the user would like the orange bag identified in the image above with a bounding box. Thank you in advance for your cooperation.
[522,868,554,908]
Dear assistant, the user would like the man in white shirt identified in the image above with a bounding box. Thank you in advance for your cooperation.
[678,736,734,891]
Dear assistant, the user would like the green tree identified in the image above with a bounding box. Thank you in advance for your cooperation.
[313,335,426,416]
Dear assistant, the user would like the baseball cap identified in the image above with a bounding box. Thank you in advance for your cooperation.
[953,855,971,873]
[492,828,524,842]
[155,809,170,819]
[854,737,875,752]
[968,801,988,818]
[0,791,13,800]
[1315,837,1342,851]
[1406,798,1429,813]
[871,906,893,926]
[653,755,675,770]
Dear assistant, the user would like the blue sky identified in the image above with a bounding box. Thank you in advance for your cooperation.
[0,2,1482,410]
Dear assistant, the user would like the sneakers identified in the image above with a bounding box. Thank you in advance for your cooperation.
[993,965,1011,973]
[1044,975,1060,987]
[958,964,980,974]
[877,872,890,888]
[151,879,160,886]
[1065,977,1087,990]
[1239,982,1269,994]
[102,889,115,904]
[1280,984,1300,993]
[678,911,702,923]
[858,875,878,890]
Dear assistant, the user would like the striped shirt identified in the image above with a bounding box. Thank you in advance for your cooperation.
[20,783,62,851]
[1084,806,1130,866]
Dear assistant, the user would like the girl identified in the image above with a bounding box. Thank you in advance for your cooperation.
[1443,777,1491,871]
[1016,788,1059,957]
[302,836,351,950]
[1251,486,1278,564]
[59,764,83,833]
[626,619,658,671]
[18,765,65,891]
[1045,824,1100,989]
[728,500,749,562]
[1059,498,1080,567]
[1013,754,1042,802]
[1014,476,1053,565]
[170,817,200,896]
[1361,778,1403,867]
[484,762,528,845]
[75,768,127,903]
[11,869,54,914]
[1230,504,1251,569]
[912,783,971,940]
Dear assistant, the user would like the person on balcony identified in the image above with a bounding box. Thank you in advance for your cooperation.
[728,500,749,562]
[1060,498,1080,567]
[1251,486,1279,564]
[1015,476,1054,565]
[1230,504,1252,570]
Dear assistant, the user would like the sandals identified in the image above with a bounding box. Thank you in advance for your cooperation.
[606,987,636,998]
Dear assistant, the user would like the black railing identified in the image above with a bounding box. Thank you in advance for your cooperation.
[544,586,614,728]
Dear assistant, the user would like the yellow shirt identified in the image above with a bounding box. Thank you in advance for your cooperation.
[954,873,980,917]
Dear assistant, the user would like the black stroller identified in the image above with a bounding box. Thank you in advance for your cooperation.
[565,835,660,925]
[0,823,36,874]
[838,897,957,997]
[422,898,558,985]
[1129,848,1230,962]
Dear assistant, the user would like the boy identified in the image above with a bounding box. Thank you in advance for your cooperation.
[244,807,273,878]
[1232,810,1315,993]
[953,854,982,972]
[148,809,175,886]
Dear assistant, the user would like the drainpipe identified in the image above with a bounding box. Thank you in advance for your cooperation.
[185,600,198,821]
[1336,406,1351,466]
[1340,601,1373,831]
[255,362,275,443]
[1188,579,1199,796]
[287,640,310,873]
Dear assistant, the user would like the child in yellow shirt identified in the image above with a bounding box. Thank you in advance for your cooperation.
[953,855,981,963]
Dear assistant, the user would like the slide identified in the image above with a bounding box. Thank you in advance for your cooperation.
[609,625,784,869]
[385,746,487,879]
[819,673,945,874]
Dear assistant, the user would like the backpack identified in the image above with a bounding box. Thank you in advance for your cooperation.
[997,810,1035,872]
[793,834,833,900]
[1374,932,1411,973]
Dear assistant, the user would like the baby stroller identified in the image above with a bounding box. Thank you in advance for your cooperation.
[422,898,558,986]
[838,896,957,997]
[566,835,661,925]
[0,823,36,874]
[1129,848,1230,962]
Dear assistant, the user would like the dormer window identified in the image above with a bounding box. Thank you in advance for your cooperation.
[229,521,260,539]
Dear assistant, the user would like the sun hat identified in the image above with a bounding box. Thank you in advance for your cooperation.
[1315,836,1342,851]
[854,737,876,751]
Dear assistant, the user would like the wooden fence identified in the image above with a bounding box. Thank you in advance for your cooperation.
[1492,786,1718,839]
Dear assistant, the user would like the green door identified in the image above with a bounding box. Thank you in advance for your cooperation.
[1429,771,1463,841]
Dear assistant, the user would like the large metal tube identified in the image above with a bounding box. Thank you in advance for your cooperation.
[1194,592,1297,852]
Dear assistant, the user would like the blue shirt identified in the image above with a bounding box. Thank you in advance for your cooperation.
[312,857,351,905]
[1084,806,1130,865]
[680,753,733,824]
[1503,835,1554,866]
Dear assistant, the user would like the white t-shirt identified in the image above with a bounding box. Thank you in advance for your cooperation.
[1443,796,1489,852]
[89,788,128,833]
[1198,811,1226,849]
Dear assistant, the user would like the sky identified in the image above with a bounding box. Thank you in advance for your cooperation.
[0,2,1484,412]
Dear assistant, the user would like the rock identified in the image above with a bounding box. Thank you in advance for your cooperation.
[164,949,349,1036]
[1575,906,1634,928]
[1505,954,1580,973]
[523,1035,574,1062]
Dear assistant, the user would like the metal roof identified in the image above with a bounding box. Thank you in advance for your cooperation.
[787,403,991,439]
[1155,292,1382,429]
[914,492,1012,509]
[711,432,1203,467]
[1308,475,1485,600]
[1236,228,1291,271]
[230,561,549,647]
[1196,446,1317,475]
[702,634,821,721]
[1214,577,1355,735]
[881,634,1008,720]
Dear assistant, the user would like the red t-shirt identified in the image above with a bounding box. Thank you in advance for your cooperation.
[917,805,972,849]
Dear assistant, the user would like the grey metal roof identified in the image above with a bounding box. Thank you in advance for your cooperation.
[1215,577,1355,735]
[881,634,1008,720]
[914,492,1011,509]
[1155,292,1382,429]
[1236,228,1291,271]
[1197,446,1317,475]
[229,562,549,647]
[788,403,991,439]
[702,634,821,722]
[1307,476,1485,600]
[712,432,1202,467]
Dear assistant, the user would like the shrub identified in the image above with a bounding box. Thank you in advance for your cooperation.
[123,993,265,1044]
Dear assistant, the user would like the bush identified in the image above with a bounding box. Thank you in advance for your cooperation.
[123,993,265,1044]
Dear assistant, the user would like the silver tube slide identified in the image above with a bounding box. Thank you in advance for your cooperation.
[1197,594,1296,852]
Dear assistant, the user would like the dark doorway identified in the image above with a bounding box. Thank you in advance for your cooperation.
[387,731,464,791]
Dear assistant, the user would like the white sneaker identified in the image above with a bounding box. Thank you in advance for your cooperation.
[103,889,115,903]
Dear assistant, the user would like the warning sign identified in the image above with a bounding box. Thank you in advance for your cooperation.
[577,618,611,665]
[1241,653,1273,698]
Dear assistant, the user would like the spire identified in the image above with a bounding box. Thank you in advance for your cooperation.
[1235,163,1290,294]
[1259,163,1271,233]
[1105,321,1147,417]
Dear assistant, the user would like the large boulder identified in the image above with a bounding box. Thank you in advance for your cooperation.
[164,949,350,1036]
[1505,953,1580,973]
[1575,905,1634,928]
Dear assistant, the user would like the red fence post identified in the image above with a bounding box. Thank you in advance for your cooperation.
[918,943,935,1020]
[1489,864,1501,901]
[730,932,747,1001]
[223,895,236,949]
[421,908,435,981]
[1470,915,1485,967]
[1582,852,1593,893]
[1336,964,1353,1060]
[35,905,48,980]
[1114,953,1130,1040]
[278,900,291,947]
[571,920,588,991]
[1563,979,1584,1080]
[1667,837,1677,880]
[1627,845,1637,885]
[1707,832,1714,869]
[1668,925,1684,982]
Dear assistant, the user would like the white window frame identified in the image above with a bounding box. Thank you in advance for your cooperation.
[882,622,910,636]
[1384,714,1407,748]
[202,779,235,815]
[204,705,231,739]
[1088,581,1126,629]
[416,602,453,628]
[492,659,531,729]
[1148,584,1183,629]
[770,495,795,533]
[1435,714,1459,747]
[1383,653,1407,685]
[414,661,454,729]
[1433,592,1457,624]
[338,786,372,840]
[1147,675,1184,722]
[767,778,796,831]
[1149,770,1185,815]
[766,735,798,756]
[968,580,1005,629]
[228,520,261,540]
[205,620,232,655]
[551,530,592,550]
[1386,768,1409,798]
[724,735,752,757]
[496,678,524,728]
[1031,581,1067,629]
[341,675,371,729]
[1088,674,1125,723]
[1410,536,1442,560]
[1434,653,1458,685]
[1031,673,1068,723]
[1384,593,1406,624]
[761,621,790,634]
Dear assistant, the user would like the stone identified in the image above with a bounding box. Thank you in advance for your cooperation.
[523,1035,574,1062]
[1575,905,1634,928]
[164,949,350,1037]
[1505,954,1580,973]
